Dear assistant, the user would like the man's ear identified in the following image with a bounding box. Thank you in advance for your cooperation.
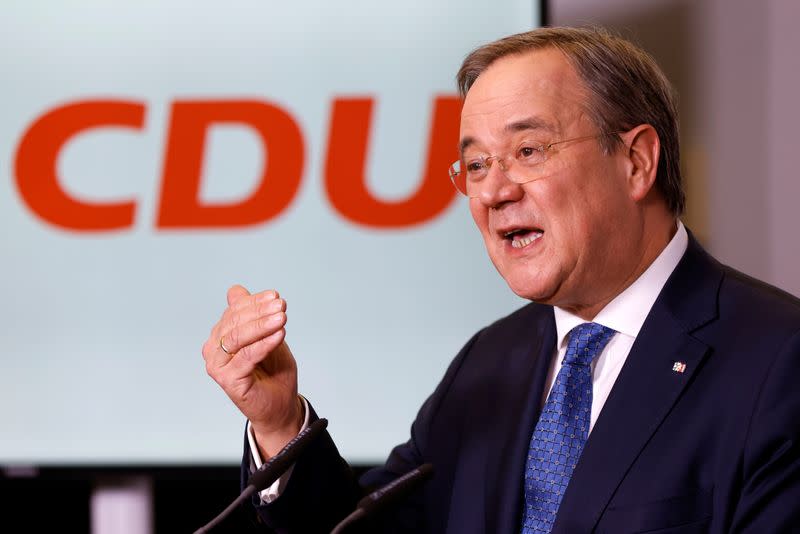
[621,124,660,203]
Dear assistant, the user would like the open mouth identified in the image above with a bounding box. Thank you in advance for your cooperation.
[503,228,544,249]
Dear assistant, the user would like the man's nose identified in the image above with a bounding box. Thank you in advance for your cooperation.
[476,159,523,206]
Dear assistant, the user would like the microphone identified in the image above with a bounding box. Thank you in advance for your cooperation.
[329,463,434,534]
[193,418,328,534]
[248,418,329,491]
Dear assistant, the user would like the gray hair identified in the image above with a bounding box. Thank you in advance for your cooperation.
[457,26,684,215]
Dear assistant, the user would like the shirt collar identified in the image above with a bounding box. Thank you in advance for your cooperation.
[553,220,689,348]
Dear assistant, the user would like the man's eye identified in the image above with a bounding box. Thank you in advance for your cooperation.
[518,146,541,158]
[466,160,485,173]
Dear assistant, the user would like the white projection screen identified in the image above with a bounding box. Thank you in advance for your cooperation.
[0,1,541,465]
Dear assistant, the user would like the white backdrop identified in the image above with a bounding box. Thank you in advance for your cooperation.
[0,0,540,464]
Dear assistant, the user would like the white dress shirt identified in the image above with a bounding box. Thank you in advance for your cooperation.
[248,396,310,502]
[249,221,688,501]
[547,221,688,432]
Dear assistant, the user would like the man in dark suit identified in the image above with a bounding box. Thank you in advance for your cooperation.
[202,27,800,532]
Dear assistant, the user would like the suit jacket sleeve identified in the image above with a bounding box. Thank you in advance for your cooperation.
[731,327,800,532]
[239,329,485,533]
[239,401,360,534]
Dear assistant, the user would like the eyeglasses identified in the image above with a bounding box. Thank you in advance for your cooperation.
[448,131,622,198]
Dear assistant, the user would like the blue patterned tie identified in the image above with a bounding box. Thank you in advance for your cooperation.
[521,322,616,533]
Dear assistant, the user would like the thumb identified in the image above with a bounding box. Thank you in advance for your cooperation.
[227,284,250,306]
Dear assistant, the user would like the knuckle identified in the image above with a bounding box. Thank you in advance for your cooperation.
[217,315,230,335]
[237,344,257,364]
[257,315,271,331]
[264,289,278,300]
[202,337,219,359]
[227,329,240,350]
[269,329,286,347]
[261,327,285,349]
[259,312,282,331]
[270,298,285,313]
[205,361,225,382]
[228,289,245,306]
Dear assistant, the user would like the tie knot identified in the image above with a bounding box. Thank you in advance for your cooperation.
[563,322,616,366]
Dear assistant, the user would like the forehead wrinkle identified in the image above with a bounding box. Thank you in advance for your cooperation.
[459,94,525,151]
[459,50,588,156]
[505,117,558,135]
[460,116,557,156]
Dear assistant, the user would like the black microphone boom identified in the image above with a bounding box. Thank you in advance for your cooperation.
[248,418,329,491]
[330,463,434,534]
[193,418,328,534]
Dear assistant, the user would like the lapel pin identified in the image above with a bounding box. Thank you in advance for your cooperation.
[672,361,687,373]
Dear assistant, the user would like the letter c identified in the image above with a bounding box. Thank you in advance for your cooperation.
[14,100,144,231]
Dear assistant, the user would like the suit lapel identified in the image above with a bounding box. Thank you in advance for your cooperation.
[483,307,557,533]
[552,234,723,533]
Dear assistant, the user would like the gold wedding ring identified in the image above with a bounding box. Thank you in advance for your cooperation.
[219,336,232,355]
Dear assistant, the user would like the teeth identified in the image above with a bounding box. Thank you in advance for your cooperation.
[511,231,543,249]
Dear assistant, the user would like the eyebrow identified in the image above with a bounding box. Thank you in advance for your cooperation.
[506,117,556,135]
[458,116,558,155]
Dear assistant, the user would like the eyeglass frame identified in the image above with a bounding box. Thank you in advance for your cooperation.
[448,131,624,198]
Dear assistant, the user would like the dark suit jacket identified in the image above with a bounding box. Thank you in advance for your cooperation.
[243,234,800,533]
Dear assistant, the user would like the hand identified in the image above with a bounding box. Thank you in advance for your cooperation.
[203,285,302,458]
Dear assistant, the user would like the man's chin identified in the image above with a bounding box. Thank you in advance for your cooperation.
[504,277,556,304]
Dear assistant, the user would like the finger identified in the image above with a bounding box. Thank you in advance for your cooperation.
[206,290,283,370]
[227,284,251,307]
[202,331,232,372]
[224,296,286,334]
[230,288,281,313]
[226,328,287,376]
[218,294,286,340]
[224,310,287,356]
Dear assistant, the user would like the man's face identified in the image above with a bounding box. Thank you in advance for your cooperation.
[461,48,646,315]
